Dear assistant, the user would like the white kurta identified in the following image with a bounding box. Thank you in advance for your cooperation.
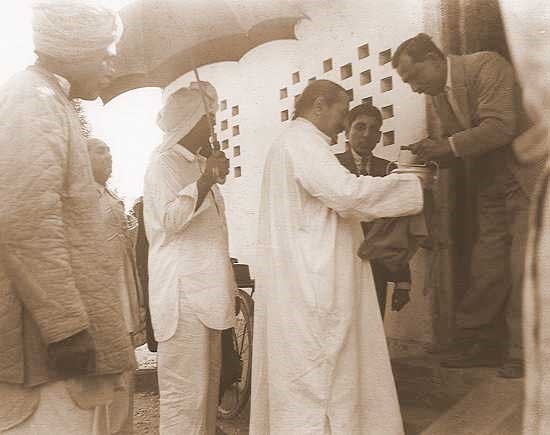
[143,145,236,341]
[250,118,424,435]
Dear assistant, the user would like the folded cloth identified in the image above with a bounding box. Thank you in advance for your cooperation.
[0,382,40,432]
[358,213,428,273]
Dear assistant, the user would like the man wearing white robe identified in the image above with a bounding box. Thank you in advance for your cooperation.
[250,80,426,434]
[500,4,550,433]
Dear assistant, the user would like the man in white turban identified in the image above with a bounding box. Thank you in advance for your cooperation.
[143,81,236,434]
[0,1,135,434]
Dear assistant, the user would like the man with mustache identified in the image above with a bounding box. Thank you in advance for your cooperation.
[0,1,135,433]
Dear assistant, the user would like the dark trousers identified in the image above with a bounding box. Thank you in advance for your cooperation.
[371,261,411,318]
[455,166,529,360]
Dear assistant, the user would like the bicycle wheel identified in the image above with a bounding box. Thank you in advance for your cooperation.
[218,289,254,419]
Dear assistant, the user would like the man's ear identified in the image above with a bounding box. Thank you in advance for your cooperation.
[313,96,325,116]
[375,130,382,143]
[424,51,441,63]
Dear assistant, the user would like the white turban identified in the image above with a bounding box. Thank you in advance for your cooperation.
[157,81,219,152]
[32,0,123,61]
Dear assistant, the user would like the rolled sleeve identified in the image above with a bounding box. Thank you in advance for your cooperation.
[290,137,424,222]
[145,154,213,240]
[448,136,459,156]
[177,182,212,218]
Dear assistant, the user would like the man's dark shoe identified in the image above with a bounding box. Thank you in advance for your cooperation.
[440,342,502,368]
[497,359,524,379]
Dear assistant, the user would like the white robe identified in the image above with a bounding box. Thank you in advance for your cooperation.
[249,118,424,435]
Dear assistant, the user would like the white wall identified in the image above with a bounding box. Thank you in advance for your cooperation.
[202,0,430,274]
[84,1,430,267]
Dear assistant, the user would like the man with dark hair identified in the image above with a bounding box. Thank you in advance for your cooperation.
[293,79,351,142]
[393,32,543,378]
[250,79,428,434]
[392,32,445,70]
[336,103,413,316]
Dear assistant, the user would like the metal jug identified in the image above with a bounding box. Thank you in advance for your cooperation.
[388,146,439,181]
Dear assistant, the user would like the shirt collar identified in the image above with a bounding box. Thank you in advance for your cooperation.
[350,146,366,162]
[95,182,106,195]
[29,65,72,97]
[295,117,332,145]
[445,56,451,91]
[53,73,71,96]
[174,145,198,162]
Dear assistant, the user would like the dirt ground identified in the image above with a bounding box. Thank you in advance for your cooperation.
[133,391,250,435]
[133,345,250,434]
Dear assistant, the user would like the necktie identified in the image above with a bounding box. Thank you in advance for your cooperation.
[360,157,369,176]
[438,90,461,136]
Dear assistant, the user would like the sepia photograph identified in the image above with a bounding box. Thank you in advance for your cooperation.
[0,0,548,433]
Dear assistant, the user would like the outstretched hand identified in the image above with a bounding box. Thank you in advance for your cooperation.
[408,137,453,161]
[391,288,411,312]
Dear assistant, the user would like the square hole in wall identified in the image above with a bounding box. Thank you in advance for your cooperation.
[381,105,394,119]
[360,69,372,85]
[281,109,289,122]
[232,125,240,137]
[309,76,317,84]
[346,88,354,102]
[221,139,229,150]
[280,87,288,99]
[362,96,373,105]
[379,49,392,65]
[383,130,395,146]
[232,105,239,116]
[292,71,300,84]
[358,43,370,59]
[234,166,242,178]
[323,58,333,72]
[221,120,228,130]
[340,63,353,80]
[233,145,241,157]
[220,99,227,111]
[380,76,393,92]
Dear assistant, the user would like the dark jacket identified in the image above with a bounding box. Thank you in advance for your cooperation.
[432,52,544,197]
[335,149,411,315]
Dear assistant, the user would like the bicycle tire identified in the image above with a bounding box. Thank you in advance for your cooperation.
[218,289,254,418]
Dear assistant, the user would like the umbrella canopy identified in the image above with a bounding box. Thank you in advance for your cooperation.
[100,0,305,102]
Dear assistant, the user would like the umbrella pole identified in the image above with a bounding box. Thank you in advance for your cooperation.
[192,67,220,153]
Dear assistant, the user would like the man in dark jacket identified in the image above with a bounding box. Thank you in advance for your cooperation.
[393,33,544,378]
[336,103,412,318]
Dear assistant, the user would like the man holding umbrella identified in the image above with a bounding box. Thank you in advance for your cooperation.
[143,81,236,434]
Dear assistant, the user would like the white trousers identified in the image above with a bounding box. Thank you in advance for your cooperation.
[4,381,109,435]
[157,296,221,435]
[108,371,134,434]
